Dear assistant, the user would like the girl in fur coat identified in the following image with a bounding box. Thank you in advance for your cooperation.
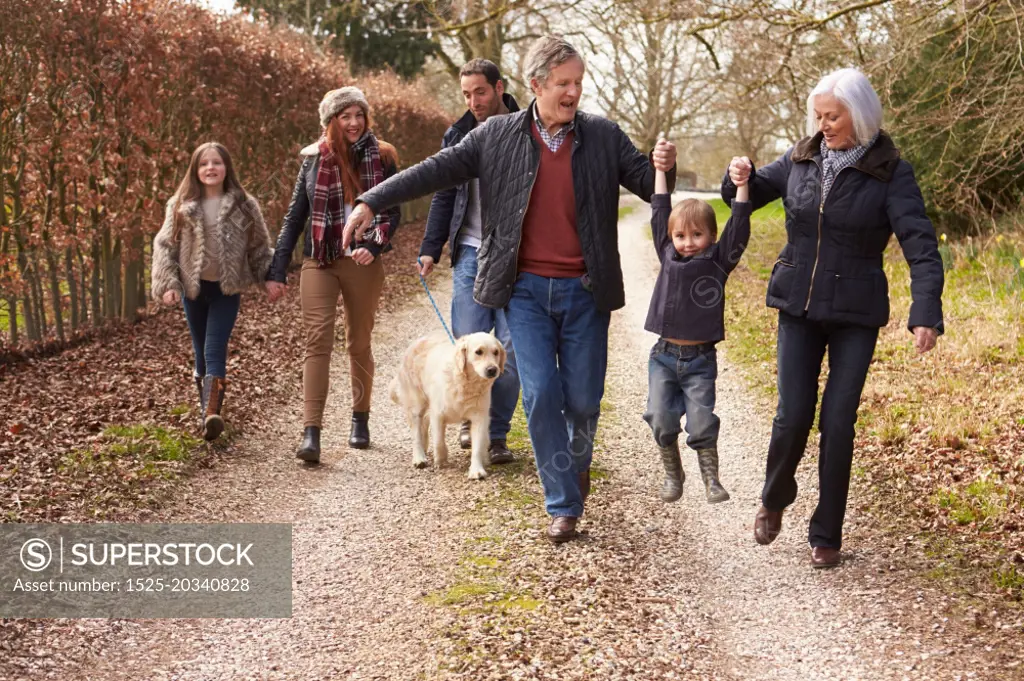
[151,142,273,441]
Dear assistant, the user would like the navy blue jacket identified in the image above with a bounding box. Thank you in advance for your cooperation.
[722,131,944,333]
[420,93,520,265]
[645,194,752,342]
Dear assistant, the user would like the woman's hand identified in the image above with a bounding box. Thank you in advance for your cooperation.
[729,156,752,186]
[161,290,180,306]
[265,281,286,303]
[912,326,938,354]
[351,248,375,266]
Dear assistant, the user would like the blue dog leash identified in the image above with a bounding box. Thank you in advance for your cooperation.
[417,257,456,345]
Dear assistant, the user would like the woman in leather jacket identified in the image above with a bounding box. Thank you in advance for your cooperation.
[265,87,400,463]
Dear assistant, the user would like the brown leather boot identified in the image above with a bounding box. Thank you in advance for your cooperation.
[754,506,783,545]
[547,516,578,543]
[810,546,841,568]
[202,376,226,441]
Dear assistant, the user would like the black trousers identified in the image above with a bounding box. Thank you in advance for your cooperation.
[763,311,879,549]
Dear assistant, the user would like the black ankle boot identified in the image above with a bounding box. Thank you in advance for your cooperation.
[349,411,370,449]
[296,426,321,463]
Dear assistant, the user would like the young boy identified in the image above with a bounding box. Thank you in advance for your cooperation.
[645,143,751,504]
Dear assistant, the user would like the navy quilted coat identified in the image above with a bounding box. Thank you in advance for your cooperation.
[722,131,944,333]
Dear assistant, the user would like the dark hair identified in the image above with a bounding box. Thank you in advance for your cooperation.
[459,59,502,87]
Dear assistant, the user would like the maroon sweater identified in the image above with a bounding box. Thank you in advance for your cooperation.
[517,125,586,278]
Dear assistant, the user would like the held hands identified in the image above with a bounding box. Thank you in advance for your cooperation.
[729,156,753,187]
[265,281,286,303]
[351,248,375,266]
[342,203,375,251]
[161,290,180,306]
[912,326,938,354]
[652,139,676,172]
[416,256,435,277]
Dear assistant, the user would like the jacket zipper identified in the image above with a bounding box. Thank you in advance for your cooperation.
[804,163,851,311]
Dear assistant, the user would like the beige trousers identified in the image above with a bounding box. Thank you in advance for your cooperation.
[299,256,384,427]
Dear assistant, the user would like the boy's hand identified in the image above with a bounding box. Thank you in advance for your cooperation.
[729,156,753,186]
[653,139,676,172]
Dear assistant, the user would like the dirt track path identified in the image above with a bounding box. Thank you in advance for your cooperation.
[8,202,1019,680]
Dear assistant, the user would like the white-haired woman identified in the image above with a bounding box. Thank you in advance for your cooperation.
[722,68,945,568]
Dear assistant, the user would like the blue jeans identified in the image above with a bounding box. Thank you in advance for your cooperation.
[504,272,610,518]
[763,311,878,549]
[644,340,720,450]
[451,244,519,440]
[181,280,241,379]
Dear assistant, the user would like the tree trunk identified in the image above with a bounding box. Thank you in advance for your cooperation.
[66,246,79,330]
[30,258,48,337]
[90,237,102,324]
[122,234,142,323]
[45,250,65,341]
[5,297,17,347]
[21,290,36,342]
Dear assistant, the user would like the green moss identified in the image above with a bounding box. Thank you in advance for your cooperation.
[932,478,1007,527]
[169,403,192,416]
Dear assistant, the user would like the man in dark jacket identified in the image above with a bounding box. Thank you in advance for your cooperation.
[417,59,521,465]
[345,35,677,542]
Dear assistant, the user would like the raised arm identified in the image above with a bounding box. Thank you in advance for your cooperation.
[618,124,676,200]
[721,148,793,210]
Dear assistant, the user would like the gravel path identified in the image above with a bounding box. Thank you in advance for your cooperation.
[7,203,1019,680]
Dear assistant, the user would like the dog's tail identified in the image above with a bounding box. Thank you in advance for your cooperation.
[388,375,400,404]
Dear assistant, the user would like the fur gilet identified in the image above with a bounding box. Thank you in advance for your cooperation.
[151,189,272,301]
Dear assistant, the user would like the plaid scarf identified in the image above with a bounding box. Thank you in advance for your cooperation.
[819,133,878,202]
[311,131,387,266]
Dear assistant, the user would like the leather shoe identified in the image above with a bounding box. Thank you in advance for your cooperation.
[753,506,783,545]
[546,516,578,543]
[488,439,514,465]
[810,546,841,569]
[579,470,590,502]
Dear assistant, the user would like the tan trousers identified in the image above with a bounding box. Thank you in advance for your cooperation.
[299,256,384,427]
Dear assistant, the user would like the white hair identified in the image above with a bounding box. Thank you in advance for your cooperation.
[523,35,584,88]
[806,68,883,145]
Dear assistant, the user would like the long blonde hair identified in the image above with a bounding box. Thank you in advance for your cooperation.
[170,142,243,240]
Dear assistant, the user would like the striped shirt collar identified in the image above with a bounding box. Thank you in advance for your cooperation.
[532,104,575,153]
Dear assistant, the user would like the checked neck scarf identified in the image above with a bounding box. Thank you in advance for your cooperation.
[311,131,387,266]
[819,133,878,203]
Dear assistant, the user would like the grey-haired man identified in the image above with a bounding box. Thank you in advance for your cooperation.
[346,35,676,542]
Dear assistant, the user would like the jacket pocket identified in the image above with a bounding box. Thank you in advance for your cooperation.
[767,259,797,301]
[833,273,876,314]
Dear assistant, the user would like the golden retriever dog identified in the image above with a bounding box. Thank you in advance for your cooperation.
[389,331,506,479]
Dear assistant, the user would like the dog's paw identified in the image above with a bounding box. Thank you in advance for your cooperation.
[412,452,429,469]
[467,466,488,480]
